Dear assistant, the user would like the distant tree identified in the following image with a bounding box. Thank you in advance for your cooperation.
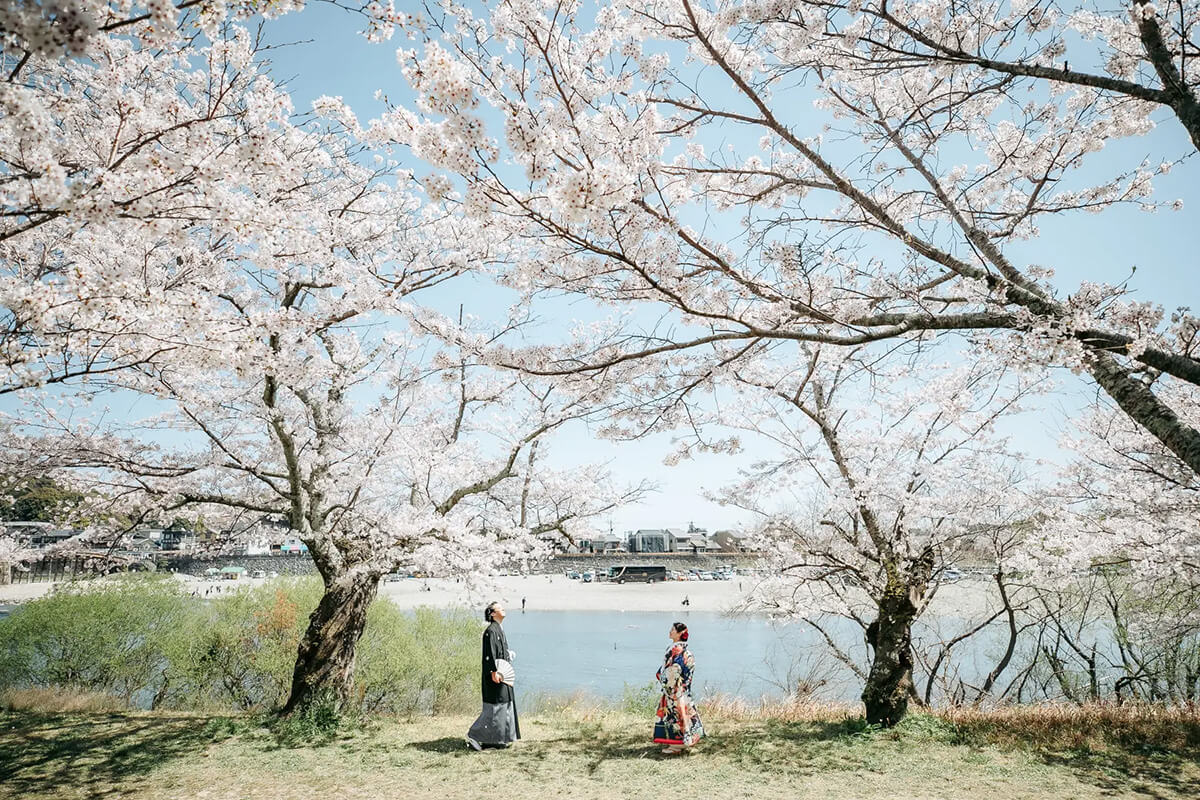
[717,349,1037,724]
[0,474,83,522]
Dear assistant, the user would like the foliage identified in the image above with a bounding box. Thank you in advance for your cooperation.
[0,575,193,706]
[355,603,480,715]
[619,681,661,716]
[0,474,83,523]
[269,688,346,745]
[0,576,479,714]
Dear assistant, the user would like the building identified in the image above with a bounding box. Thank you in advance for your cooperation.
[712,529,749,553]
[158,528,196,552]
[578,530,625,554]
[623,523,729,554]
[627,528,674,553]
[278,537,308,554]
[1,521,77,549]
[219,565,247,581]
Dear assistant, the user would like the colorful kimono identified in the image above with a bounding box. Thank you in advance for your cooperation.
[653,642,705,746]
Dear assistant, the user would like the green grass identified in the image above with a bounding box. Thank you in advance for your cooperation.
[1,707,1198,799]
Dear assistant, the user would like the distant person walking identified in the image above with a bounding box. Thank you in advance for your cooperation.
[521,597,526,612]
[466,601,520,751]
[681,595,690,607]
[653,622,704,755]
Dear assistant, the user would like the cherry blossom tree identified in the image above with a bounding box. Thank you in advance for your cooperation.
[808,0,1200,151]
[1036,375,1200,578]
[1,28,301,393]
[0,1,408,77]
[1,22,640,714]
[372,0,1199,482]
[704,347,1037,723]
[0,0,424,397]
[1011,372,1200,703]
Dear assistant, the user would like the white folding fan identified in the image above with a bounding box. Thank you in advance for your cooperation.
[494,658,515,686]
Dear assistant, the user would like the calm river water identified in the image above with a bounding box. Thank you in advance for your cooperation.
[501,609,868,702]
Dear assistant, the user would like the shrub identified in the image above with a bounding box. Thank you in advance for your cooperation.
[0,575,479,715]
[0,574,196,707]
[356,604,478,715]
[270,688,345,745]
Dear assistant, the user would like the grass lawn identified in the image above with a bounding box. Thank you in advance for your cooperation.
[2,707,1199,799]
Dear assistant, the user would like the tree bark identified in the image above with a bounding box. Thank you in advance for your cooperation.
[281,567,380,714]
[862,586,920,726]
[1087,352,1200,476]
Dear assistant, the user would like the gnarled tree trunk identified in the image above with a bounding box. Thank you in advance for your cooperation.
[862,585,920,726]
[281,566,381,714]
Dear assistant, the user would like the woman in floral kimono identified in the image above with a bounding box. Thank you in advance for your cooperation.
[653,621,704,754]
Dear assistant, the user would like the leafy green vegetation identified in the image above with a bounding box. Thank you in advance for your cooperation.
[0,575,478,714]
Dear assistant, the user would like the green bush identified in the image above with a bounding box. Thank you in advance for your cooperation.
[355,603,479,715]
[0,574,195,707]
[270,688,345,745]
[0,575,479,715]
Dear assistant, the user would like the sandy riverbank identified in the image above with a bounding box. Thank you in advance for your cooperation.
[1,572,996,618]
[0,573,752,613]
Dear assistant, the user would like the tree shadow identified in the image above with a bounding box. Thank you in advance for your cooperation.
[1036,748,1200,798]
[948,710,1200,798]
[0,712,234,798]
[700,717,880,774]
[543,725,658,774]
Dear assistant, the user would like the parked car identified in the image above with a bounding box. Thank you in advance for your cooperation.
[581,571,594,582]
[566,570,581,580]
[250,569,266,579]
[383,573,404,583]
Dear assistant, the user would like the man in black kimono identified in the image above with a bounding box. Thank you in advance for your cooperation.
[466,601,520,750]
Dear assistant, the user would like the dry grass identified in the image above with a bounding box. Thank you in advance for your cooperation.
[701,692,862,723]
[0,686,125,714]
[943,702,1200,752]
[1,705,1197,800]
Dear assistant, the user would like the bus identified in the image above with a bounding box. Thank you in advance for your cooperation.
[607,565,668,584]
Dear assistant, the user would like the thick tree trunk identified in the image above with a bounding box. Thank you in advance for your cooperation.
[281,567,380,714]
[862,587,919,726]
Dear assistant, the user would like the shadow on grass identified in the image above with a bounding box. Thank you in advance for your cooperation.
[0,712,235,798]
[1037,748,1200,799]
[948,710,1200,798]
[409,736,476,755]
[409,722,664,775]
